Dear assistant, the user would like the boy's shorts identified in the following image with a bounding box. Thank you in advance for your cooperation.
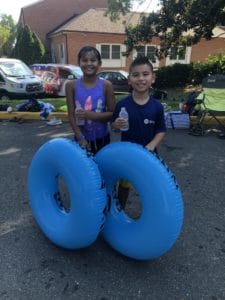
[119,179,133,189]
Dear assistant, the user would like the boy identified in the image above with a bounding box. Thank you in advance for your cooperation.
[111,56,166,208]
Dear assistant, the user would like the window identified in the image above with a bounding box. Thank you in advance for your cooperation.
[100,44,121,60]
[136,46,145,57]
[112,45,120,59]
[170,47,186,60]
[101,45,110,59]
[0,73,5,82]
[59,69,71,79]
[136,45,157,63]
[58,43,65,63]
[59,43,65,59]
[146,46,156,63]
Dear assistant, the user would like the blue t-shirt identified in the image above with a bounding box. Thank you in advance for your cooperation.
[112,94,166,146]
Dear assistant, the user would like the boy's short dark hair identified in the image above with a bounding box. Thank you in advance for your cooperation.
[77,46,102,63]
[129,56,154,73]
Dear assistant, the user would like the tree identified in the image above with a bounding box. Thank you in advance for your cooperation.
[12,25,46,64]
[106,0,225,57]
[0,26,11,56]
[0,14,17,57]
[31,31,46,63]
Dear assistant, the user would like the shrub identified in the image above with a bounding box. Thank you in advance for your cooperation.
[154,63,193,89]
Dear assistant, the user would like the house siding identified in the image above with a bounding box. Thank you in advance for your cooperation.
[67,32,128,66]
[50,32,164,71]
[50,31,225,70]
[191,38,225,63]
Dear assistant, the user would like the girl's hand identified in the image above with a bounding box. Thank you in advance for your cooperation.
[74,133,87,147]
[75,109,86,119]
[79,139,88,148]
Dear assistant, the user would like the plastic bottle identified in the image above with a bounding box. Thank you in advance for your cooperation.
[119,107,129,131]
[84,96,92,124]
[96,99,103,112]
[75,101,85,126]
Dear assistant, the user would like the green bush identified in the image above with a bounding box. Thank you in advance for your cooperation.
[153,53,225,88]
[154,63,193,89]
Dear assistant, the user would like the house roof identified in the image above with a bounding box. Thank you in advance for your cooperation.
[49,8,143,36]
[18,0,108,43]
[49,8,225,41]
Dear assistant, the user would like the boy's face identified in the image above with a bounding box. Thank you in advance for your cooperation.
[128,64,155,93]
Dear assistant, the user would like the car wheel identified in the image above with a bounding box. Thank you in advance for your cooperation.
[0,92,11,101]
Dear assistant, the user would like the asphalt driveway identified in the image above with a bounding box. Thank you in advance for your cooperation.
[0,120,225,300]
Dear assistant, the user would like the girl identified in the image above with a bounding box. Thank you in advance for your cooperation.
[66,46,115,154]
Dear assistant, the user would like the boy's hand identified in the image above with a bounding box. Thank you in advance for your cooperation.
[113,117,128,130]
[146,144,155,152]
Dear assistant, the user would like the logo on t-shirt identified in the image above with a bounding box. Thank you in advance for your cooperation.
[144,119,155,125]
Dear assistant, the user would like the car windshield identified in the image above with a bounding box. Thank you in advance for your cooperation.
[119,70,129,78]
[0,61,33,77]
[70,66,83,78]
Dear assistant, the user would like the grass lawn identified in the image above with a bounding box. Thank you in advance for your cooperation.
[0,86,200,112]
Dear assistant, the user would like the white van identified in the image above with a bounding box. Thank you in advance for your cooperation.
[0,58,44,100]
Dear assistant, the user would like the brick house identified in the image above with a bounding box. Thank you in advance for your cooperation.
[18,0,108,60]
[48,8,225,71]
[19,1,225,69]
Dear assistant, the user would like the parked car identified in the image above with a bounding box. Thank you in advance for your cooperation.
[31,63,83,97]
[0,58,44,100]
[30,64,48,77]
[97,70,130,93]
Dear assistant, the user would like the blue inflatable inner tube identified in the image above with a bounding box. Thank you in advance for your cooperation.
[94,142,184,260]
[28,138,106,249]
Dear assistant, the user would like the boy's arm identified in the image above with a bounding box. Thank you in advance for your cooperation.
[146,102,166,151]
[145,132,166,152]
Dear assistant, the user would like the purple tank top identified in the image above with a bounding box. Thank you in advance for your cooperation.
[74,78,109,141]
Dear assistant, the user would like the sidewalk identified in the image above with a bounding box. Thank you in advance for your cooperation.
[1,110,225,126]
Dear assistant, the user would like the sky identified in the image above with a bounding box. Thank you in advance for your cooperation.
[1,0,160,23]
[1,0,39,22]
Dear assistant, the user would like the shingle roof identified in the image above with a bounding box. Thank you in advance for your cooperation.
[50,8,143,35]
[18,0,108,43]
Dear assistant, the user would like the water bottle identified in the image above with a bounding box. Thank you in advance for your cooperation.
[96,99,103,112]
[84,96,92,125]
[75,101,85,126]
[119,107,129,131]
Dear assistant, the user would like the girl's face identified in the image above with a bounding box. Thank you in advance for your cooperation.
[128,64,155,93]
[79,50,101,76]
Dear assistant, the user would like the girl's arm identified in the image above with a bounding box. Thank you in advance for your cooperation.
[145,132,166,152]
[65,80,87,145]
[84,80,116,122]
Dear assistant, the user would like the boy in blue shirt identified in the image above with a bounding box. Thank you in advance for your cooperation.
[111,56,166,208]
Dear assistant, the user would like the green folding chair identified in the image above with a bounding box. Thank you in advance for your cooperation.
[189,74,225,137]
